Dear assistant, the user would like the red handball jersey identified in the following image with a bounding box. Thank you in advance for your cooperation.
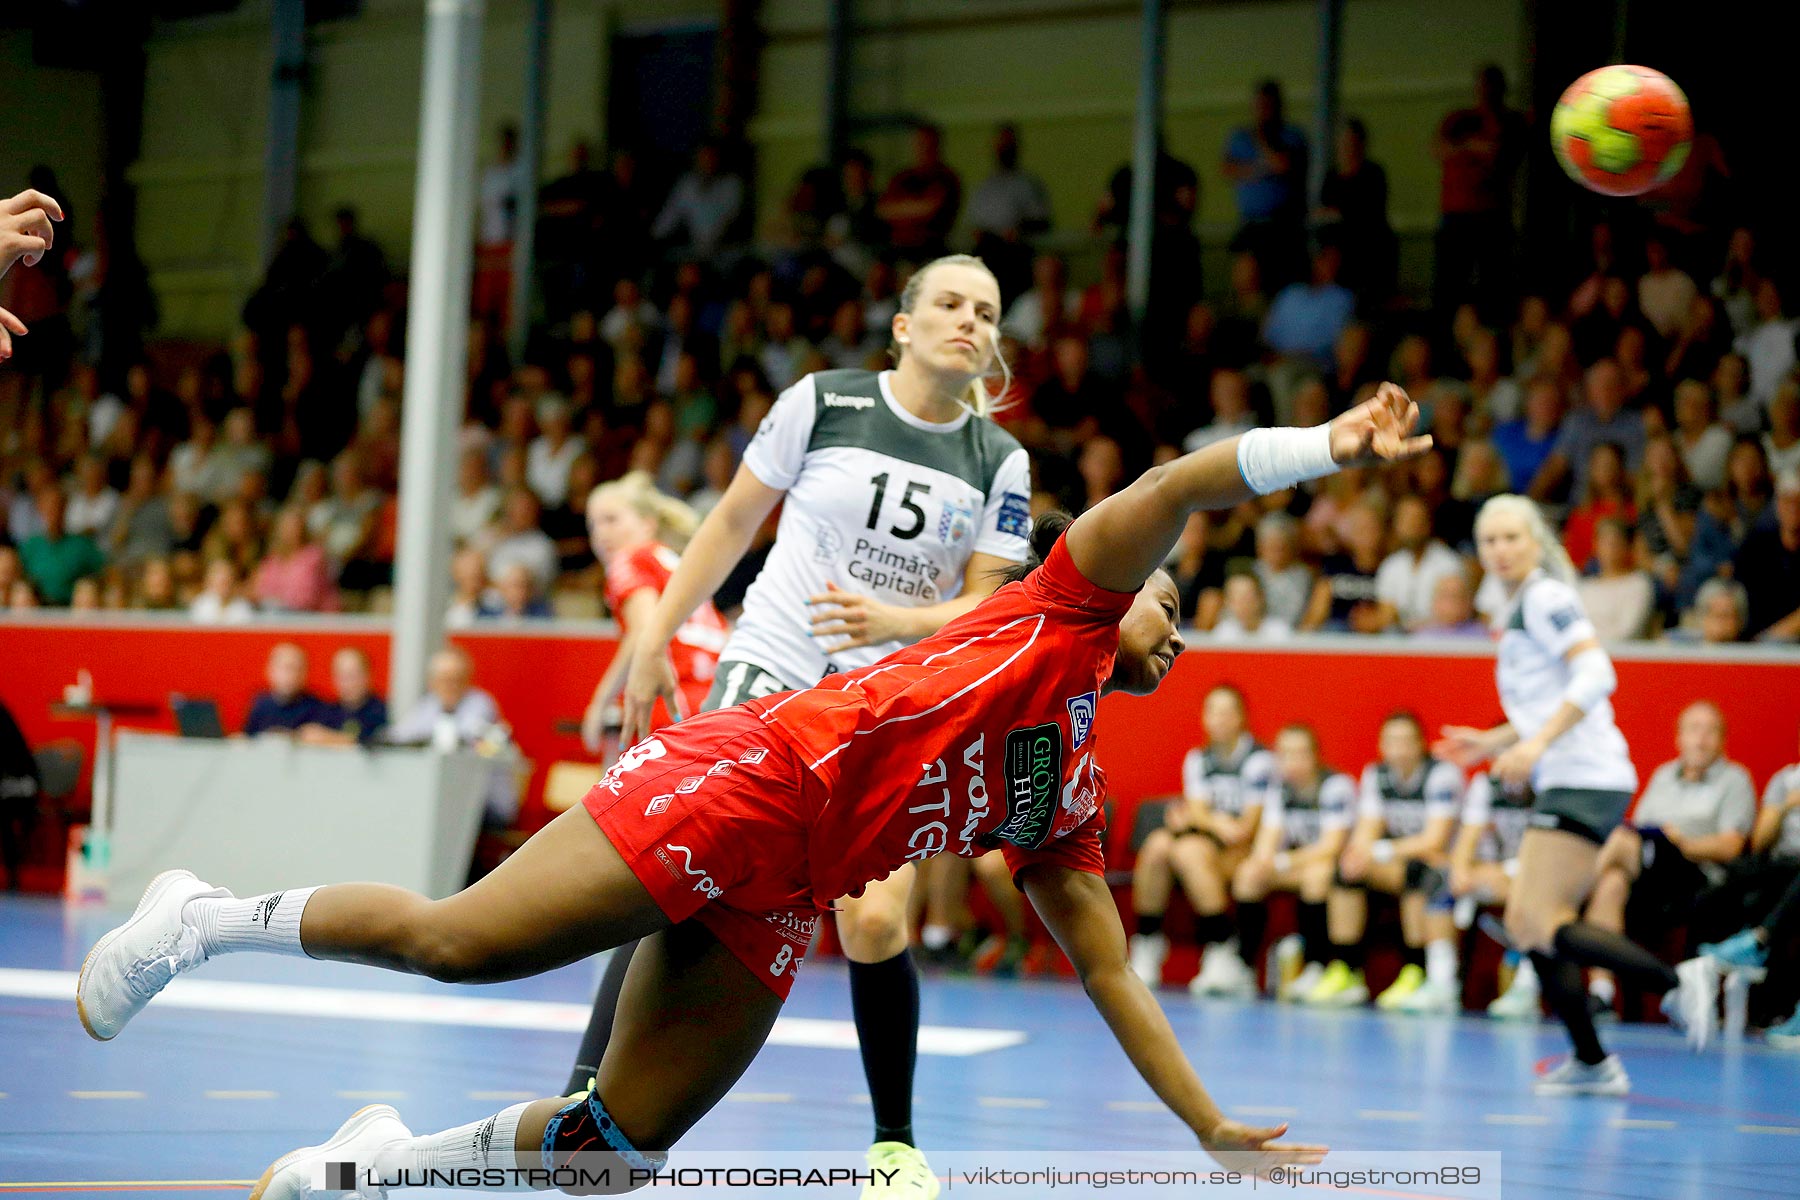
[745,535,1137,905]
[605,542,728,713]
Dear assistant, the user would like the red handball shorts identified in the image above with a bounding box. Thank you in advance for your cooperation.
[582,706,827,998]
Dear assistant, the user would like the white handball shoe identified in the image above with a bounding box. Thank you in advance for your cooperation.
[1191,948,1257,998]
[250,1104,415,1199]
[1533,1054,1630,1096]
[1395,977,1461,1015]
[1665,957,1720,1053]
[76,868,226,1041]
[1128,933,1169,987]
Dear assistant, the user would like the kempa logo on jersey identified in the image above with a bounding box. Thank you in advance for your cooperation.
[655,843,724,899]
[1065,692,1095,749]
[822,391,875,409]
[992,722,1062,849]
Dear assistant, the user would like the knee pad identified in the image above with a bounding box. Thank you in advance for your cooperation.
[543,1087,668,1177]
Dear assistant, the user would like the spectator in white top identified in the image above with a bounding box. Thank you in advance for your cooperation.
[1584,700,1757,1011]
[1576,518,1653,642]
[1000,253,1080,352]
[599,277,661,353]
[1375,494,1465,629]
[63,454,119,539]
[388,647,518,827]
[309,451,381,568]
[1765,381,1800,479]
[478,124,522,249]
[967,124,1052,303]
[446,546,489,629]
[484,486,557,590]
[1671,378,1733,492]
[188,558,254,624]
[525,395,586,508]
[652,140,745,260]
[1211,571,1292,642]
[451,446,502,547]
[1253,510,1313,628]
[1735,278,1797,408]
[1637,234,1698,341]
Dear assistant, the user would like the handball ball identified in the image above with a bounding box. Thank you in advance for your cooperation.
[1551,64,1692,197]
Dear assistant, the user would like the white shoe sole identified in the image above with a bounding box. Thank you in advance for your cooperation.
[1533,1076,1630,1096]
[250,1103,403,1200]
[1677,958,1719,1053]
[76,868,198,1042]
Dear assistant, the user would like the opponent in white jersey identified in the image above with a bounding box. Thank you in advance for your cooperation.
[1435,495,1706,1094]
[1229,724,1357,1002]
[606,255,1029,1198]
[1129,684,1277,996]
[1311,713,1463,1011]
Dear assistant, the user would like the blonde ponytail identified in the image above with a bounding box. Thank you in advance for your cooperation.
[895,253,1014,419]
[591,471,703,550]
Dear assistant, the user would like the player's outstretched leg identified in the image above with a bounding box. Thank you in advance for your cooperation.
[837,864,938,1200]
[78,806,670,1041]
[251,921,785,1197]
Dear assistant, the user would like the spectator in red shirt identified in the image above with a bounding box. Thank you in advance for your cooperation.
[1432,65,1526,318]
[877,124,961,261]
[1562,443,1637,572]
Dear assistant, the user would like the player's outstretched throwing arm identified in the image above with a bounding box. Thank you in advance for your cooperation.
[1016,383,1425,1174]
[1065,382,1430,593]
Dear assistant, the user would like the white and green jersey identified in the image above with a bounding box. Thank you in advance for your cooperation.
[1492,570,1637,794]
[729,369,1032,689]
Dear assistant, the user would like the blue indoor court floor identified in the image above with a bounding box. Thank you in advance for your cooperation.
[2,892,1796,1200]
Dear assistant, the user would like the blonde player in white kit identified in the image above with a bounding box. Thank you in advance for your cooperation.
[1435,495,1715,1094]
[577,255,1031,1199]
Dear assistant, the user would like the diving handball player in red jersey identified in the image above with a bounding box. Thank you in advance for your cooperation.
[76,384,1428,1197]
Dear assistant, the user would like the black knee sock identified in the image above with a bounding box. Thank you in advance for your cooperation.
[1135,912,1165,938]
[1404,944,1426,970]
[851,951,920,1147]
[1193,911,1234,948]
[1332,938,1366,970]
[1235,901,1269,963]
[1553,923,1678,994]
[1534,951,1607,1065]
[566,939,639,1095]
[1298,902,1329,965]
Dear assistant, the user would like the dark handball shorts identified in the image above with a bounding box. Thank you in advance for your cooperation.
[581,706,827,999]
[701,659,796,713]
[1528,787,1635,845]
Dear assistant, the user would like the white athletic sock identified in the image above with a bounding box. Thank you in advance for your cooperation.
[1512,956,1538,990]
[183,887,319,958]
[921,924,954,951]
[1425,938,1458,987]
[374,1103,543,1191]
[1589,974,1616,1004]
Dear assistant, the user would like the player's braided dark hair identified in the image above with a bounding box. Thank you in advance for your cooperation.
[994,510,1072,585]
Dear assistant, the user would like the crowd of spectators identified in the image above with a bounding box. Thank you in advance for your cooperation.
[2,66,1797,647]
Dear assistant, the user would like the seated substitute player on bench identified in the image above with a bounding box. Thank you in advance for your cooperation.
[1583,700,1756,1021]
[1230,723,1357,1001]
[1443,772,1543,1019]
[1307,712,1462,1009]
[1130,683,1277,995]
